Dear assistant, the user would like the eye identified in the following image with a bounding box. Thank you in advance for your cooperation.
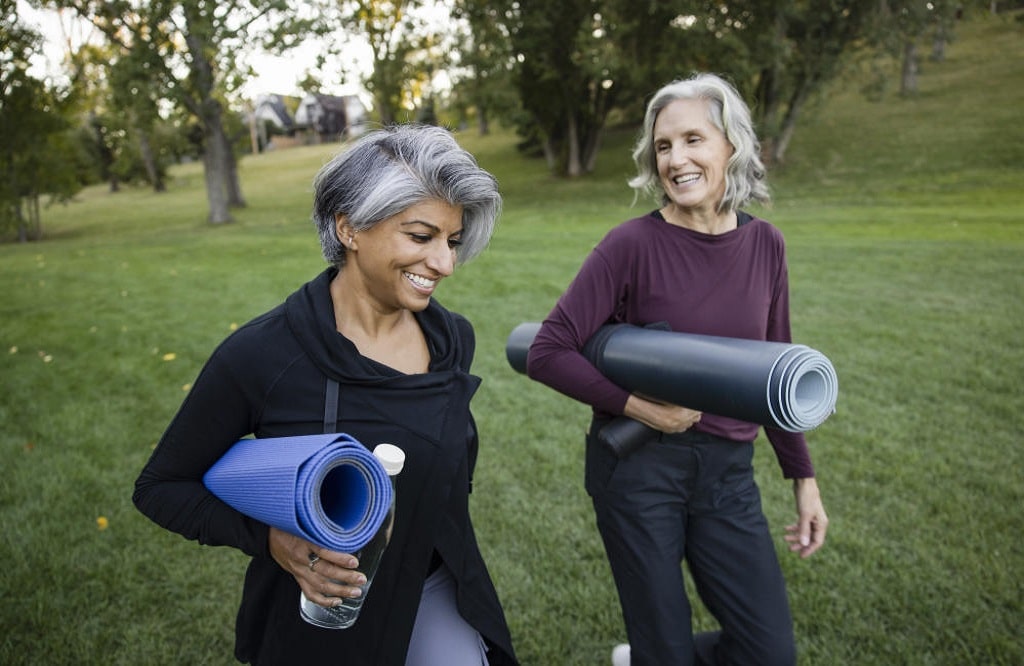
[448,237,464,249]
[654,141,670,153]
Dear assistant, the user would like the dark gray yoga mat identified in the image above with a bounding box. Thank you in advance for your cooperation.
[507,322,838,456]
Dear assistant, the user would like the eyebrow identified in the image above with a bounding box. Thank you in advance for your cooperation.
[400,220,464,235]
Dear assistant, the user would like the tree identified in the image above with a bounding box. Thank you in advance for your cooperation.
[449,0,518,135]
[869,0,963,97]
[1,2,82,242]
[107,39,168,190]
[757,0,878,163]
[56,0,304,224]
[331,0,437,125]
[499,0,616,177]
[492,0,716,177]
[473,0,889,172]
[660,0,879,165]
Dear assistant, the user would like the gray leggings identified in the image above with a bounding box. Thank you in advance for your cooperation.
[405,564,489,666]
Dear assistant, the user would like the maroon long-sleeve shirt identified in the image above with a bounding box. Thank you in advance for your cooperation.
[526,210,815,479]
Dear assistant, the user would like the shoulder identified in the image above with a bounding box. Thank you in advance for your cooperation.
[451,310,474,337]
[601,213,659,245]
[744,213,786,243]
[738,213,787,256]
[443,307,475,348]
[590,213,660,266]
[209,302,296,366]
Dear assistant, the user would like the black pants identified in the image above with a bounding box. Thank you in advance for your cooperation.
[586,424,796,666]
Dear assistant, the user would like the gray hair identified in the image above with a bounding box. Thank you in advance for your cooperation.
[628,73,770,212]
[313,124,501,267]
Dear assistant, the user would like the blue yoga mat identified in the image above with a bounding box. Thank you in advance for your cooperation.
[203,433,393,553]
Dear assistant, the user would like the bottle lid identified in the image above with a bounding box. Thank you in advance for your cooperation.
[373,443,405,475]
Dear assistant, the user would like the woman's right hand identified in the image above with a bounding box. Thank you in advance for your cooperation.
[268,527,367,608]
[623,394,701,433]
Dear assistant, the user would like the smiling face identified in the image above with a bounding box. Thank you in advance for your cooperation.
[338,199,464,313]
[653,98,735,220]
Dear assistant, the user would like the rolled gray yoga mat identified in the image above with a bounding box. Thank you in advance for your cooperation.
[506,322,838,457]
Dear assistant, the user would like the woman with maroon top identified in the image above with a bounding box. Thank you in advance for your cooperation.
[526,73,829,666]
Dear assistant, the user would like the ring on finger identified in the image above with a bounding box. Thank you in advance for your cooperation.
[308,552,320,572]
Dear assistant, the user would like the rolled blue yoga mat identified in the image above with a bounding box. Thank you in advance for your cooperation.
[507,321,838,433]
[203,433,393,553]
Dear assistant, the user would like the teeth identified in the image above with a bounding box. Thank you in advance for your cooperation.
[674,174,700,185]
[404,272,436,288]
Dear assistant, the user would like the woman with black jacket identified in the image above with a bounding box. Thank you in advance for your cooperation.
[134,125,517,665]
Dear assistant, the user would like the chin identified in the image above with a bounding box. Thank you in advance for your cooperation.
[403,296,433,312]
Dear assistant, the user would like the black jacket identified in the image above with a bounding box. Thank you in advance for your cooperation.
[133,268,517,664]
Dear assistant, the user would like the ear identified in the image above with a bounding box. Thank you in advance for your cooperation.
[335,214,357,250]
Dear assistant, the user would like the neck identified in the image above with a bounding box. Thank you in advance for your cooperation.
[661,205,737,235]
[329,269,411,339]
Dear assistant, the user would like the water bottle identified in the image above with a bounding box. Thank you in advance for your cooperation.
[299,443,405,629]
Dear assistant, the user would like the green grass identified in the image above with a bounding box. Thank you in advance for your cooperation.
[2,12,1023,665]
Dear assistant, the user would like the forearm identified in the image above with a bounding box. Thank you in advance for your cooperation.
[132,357,268,557]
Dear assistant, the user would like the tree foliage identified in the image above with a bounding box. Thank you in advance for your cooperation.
[454,0,888,174]
[449,0,518,135]
[9,0,983,218]
[324,0,444,125]
[53,0,308,223]
[1,2,83,241]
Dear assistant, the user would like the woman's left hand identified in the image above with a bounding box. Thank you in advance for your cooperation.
[268,527,366,608]
[784,477,828,558]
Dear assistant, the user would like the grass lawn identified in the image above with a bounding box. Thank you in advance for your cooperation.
[2,12,1022,665]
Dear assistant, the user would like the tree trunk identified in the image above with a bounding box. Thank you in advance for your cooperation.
[931,17,950,62]
[541,135,556,171]
[183,26,240,223]
[770,82,811,165]
[202,123,233,224]
[138,129,165,192]
[582,123,604,174]
[477,107,489,136]
[901,40,919,96]
[565,112,582,178]
[31,194,42,240]
[16,198,27,243]
[222,131,246,208]
[754,11,787,137]
[376,92,395,125]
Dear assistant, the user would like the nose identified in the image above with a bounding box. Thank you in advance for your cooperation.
[668,142,690,167]
[426,240,456,277]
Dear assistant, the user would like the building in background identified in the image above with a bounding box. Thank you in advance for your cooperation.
[294,93,368,143]
[250,94,301,152]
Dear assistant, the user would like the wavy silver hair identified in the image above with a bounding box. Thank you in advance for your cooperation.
[628,73,770,212]
[313,124,501,267]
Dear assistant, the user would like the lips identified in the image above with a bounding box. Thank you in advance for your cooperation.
[403,271,437,291]
[672,173,701,185]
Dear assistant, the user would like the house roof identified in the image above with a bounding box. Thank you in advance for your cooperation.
[253,94,296,129]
